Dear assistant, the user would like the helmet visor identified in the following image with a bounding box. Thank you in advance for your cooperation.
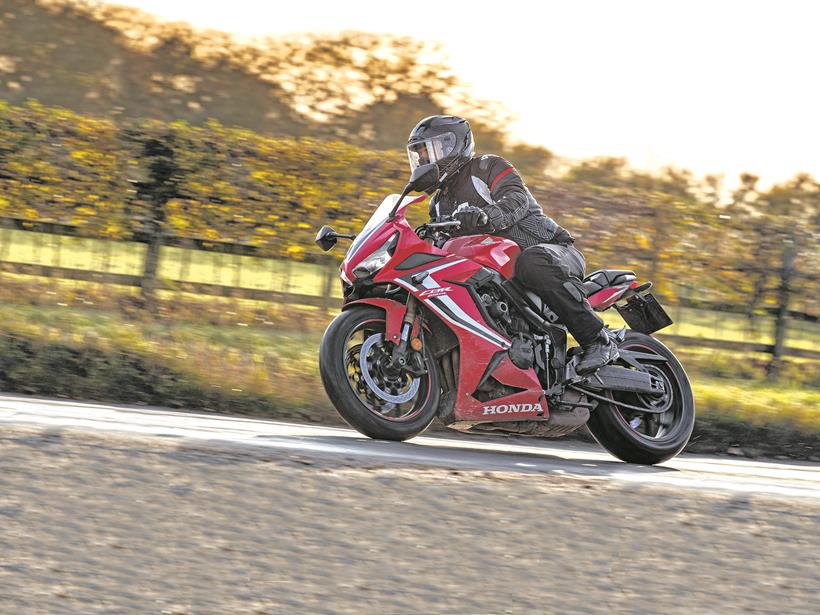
[407,132,457,170]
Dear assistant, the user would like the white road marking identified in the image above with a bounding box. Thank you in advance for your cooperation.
[1,394,818,499]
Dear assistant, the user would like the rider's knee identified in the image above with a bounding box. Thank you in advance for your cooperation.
[516,245,570,286]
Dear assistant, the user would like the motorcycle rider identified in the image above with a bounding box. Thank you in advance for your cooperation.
[406,114,618,374]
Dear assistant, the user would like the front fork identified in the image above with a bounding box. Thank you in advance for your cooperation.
[389,296,427,376]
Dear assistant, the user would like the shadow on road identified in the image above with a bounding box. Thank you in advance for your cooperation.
[250,434,680,476]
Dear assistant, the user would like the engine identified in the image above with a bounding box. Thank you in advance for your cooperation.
[475,284,559,389]
[477,285,522,338]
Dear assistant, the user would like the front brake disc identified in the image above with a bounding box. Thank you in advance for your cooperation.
[359,333,420,404]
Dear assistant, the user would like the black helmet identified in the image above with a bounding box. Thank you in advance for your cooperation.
[407,115,475,185]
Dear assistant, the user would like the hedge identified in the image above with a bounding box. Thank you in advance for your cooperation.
[0,100,409,259]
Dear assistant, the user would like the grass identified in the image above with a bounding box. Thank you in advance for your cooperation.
[0,299,816,436]
[693,378,820,431]
[0,301,323,407]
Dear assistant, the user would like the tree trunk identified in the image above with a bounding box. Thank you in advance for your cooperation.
[649,203,664,293]
[135,135,178,314]
[141,220,163,313]
[745,237,769,338]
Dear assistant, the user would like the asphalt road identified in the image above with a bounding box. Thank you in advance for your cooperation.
[1,394,818,500]
[2,394,819,614]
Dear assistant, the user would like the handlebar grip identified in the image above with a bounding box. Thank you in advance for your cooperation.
[426,220,461,229]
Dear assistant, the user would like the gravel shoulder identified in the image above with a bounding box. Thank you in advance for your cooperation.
[1,425,818,615]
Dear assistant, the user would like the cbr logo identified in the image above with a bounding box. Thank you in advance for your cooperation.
[418,287,452,298]
[483,403,542,415]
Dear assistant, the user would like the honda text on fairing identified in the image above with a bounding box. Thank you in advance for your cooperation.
[316,163,695,465]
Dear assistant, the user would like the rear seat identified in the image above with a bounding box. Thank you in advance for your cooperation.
[582,269,636,297]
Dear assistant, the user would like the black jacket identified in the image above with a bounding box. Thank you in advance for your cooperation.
[429,155,573,248]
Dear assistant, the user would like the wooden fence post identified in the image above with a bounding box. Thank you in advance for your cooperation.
[0,227,10,262]
[233,253,243,288]
[32,231,42,265]
[212,251,220,285]
[102,236,112,273]
[179,239,192,281]
[141,220,164,313]
[767,240,797,378]
[322,258,337,316]
[51,234,62,269]
[49,234,62,293]
[649,203,663,286]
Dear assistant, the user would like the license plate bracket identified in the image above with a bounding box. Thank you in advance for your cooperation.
[615,293,673,335]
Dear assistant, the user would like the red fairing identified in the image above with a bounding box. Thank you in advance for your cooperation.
[342,298,406,343]
[442,235,521,279]
[382,253,546,423]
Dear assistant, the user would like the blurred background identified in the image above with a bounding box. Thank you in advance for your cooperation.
[0,0,817,457]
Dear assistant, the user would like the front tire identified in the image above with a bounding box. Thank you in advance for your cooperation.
[319,306,440,441]
[586,330,695,465]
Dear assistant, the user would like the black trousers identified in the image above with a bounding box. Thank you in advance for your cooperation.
[514,243,604,345]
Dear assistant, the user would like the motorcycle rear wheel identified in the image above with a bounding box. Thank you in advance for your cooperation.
[586,330,695,465]
[319,306,440,441]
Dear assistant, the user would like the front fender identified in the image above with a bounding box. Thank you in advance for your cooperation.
[342,298,407,344]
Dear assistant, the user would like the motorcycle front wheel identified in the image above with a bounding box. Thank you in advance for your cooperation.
[319,306,440,441]
[586,330,695,465]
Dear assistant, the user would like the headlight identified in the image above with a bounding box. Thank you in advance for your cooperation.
[353,233,398,279]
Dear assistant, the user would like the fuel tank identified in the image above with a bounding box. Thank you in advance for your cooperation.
[442,235,521,279]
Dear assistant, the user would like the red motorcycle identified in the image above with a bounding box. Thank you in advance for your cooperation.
[316,163,694,464]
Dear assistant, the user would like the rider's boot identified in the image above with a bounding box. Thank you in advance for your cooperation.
[576,328,619,375]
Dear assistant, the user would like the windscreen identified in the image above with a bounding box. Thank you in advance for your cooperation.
[344,194,416,262]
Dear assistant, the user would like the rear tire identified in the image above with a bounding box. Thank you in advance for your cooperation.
[319,306,440,441]
[586,330,695,465]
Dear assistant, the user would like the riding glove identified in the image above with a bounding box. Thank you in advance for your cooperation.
[453,204,488,234]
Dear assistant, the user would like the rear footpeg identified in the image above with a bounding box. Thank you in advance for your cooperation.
[580,365,665,396]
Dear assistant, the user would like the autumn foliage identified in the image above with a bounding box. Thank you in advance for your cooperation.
[0,100,411,260]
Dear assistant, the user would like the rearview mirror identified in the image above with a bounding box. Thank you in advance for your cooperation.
[407,162,440,194]
[388,163,441,219]
[315,225,338,251]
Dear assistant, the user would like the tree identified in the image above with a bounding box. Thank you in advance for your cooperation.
[725,173,820,375]
[132,132,180,312]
